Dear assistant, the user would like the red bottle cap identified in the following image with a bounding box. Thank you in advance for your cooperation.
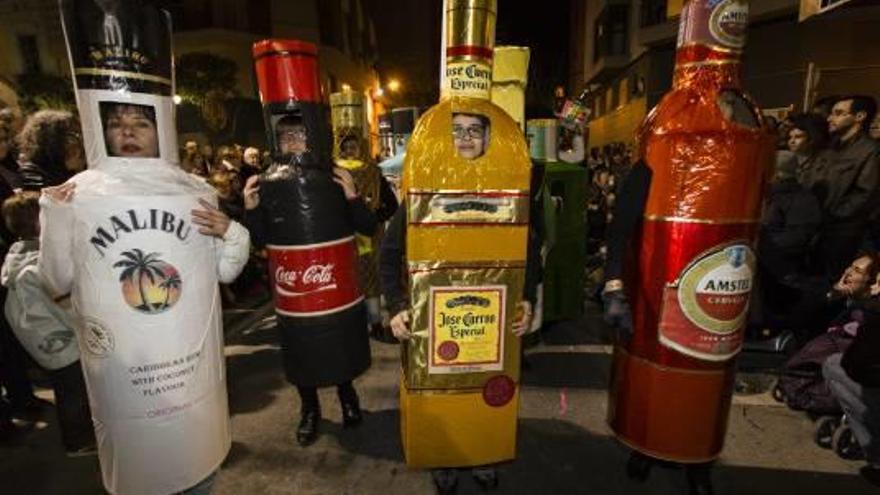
[253,39,321,104]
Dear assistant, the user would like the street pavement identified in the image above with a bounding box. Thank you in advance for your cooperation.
[1,308,876,495]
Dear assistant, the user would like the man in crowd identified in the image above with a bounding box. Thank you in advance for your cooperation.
[813,95,880,281]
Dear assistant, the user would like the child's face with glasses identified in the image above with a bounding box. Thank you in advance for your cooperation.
[277,123,308,155]
[452,114,487,159]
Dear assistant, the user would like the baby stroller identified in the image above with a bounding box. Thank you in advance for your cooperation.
[815,414,863,460]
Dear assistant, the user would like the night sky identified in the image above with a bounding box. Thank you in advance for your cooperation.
[368,0,571,116]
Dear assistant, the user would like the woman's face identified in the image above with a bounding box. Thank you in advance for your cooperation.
[787,128,810,154]
[452,114,487,160]
[105,107,159,157]
[64,130,86,172]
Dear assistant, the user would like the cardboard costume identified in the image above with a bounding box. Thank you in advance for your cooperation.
[247,40,374,387]
[41,2,250,493]
[394,0,532,468]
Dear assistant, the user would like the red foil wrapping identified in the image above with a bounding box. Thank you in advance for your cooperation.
[252,39,321,104]
[266,238,363,317]
[608,0,774,463]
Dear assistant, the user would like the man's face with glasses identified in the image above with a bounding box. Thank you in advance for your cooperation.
[277,123,308,155]
[452,113,488,160]
[828,99,861,137]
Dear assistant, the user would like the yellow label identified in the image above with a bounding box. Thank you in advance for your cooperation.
[443,61,492,99]
[429,285,506,374]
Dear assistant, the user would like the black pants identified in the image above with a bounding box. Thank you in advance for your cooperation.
[296,381,357,412]
[0,313,36,407]
[50,362,95,451]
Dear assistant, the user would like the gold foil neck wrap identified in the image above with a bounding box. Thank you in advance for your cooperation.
[330,90,366,160]
[446,0,497,60]
[407,189,530,225]
[443,0,497,99]
[405,261,524,390]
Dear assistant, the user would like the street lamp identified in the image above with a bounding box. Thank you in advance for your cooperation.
[373,87,385,98]
[387,79,401,92]
[341,83,352,92]
[173,95,182,105]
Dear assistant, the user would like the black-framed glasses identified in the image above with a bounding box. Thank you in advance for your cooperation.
[452,125,485,140]
[278,129,307,141]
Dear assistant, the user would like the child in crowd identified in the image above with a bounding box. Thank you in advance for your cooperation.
[0,192,95,456]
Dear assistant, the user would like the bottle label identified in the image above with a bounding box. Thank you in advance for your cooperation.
[658,242,755,361]
[443,60,493,99]
[267,237,363,317]
[678,0,749,52]
[428,285,506,375]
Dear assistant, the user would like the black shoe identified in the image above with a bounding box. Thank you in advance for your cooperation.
[341,400,363,428]
[626,451,653,482]
[10,397,52,420]
[860,465,880,487]
[685,464,715,495]
[66,443,98,458]
[431,469,458,495]
[472,466,498,491]
[0,419,28,445]
[296,410,320,447]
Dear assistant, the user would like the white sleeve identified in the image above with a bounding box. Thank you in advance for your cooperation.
[37,195,76,297]
[19,265,77,332]
[215,220,251,284]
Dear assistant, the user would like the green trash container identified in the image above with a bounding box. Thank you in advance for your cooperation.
[541,161,587,322]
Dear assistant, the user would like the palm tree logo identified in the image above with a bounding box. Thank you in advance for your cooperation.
[113,249,183,314]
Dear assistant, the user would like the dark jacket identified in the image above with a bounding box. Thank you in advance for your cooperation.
[841,299,880,387]
[812,133,880,226]
[758,178,822,279]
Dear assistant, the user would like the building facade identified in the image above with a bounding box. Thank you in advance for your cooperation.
[569,0,880,149]
[0,0,380,146]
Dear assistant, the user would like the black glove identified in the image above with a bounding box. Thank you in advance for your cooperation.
[602,289,633,341]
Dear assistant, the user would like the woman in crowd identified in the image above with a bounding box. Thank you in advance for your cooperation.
[16,110,85,191]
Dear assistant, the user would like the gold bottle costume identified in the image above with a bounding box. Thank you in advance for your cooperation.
[385,0,532,468]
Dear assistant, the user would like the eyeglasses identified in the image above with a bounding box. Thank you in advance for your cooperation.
[278,129,307,141]
[452,125,486,140]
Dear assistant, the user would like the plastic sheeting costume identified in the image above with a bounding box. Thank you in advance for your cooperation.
[245,40,377,446]
[39,1,251,493]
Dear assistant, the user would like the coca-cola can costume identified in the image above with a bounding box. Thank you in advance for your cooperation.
[39,1,251,493]
[248,39,373,387]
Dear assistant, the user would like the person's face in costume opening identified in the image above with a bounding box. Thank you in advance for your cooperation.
[340,137,361,159]
[452,113,488,160]
[104,104,159,158]
[276,122,308,156]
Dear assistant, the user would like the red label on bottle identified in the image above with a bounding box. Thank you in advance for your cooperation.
[266,237,362,317]
[678,0,749,52]
[658,242,755,361]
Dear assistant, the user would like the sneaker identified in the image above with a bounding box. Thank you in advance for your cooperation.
[431,469,458,495]
[472,466,499,491]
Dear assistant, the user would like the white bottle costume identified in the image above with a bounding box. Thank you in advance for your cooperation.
[37,1,250,494]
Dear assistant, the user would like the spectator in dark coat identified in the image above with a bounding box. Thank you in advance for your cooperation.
[787,112,829,191]
[812,95,880,282]
[16,110,85,191]
[755,152,822,338]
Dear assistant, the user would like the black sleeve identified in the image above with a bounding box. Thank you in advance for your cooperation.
[348,197,378,236]
[375,175,400,223]
[524,163,545,304]
[243,204,268,248]
[604,161,652,282]
[380,204,408,314]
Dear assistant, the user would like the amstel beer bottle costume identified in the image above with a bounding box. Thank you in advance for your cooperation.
[379,0,536,490]
[330,91,398,334]
[602,0,773,490]
[246,40,377,445]
[39,1,251,493]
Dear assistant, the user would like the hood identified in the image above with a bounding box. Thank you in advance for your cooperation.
[1,240,39,289]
